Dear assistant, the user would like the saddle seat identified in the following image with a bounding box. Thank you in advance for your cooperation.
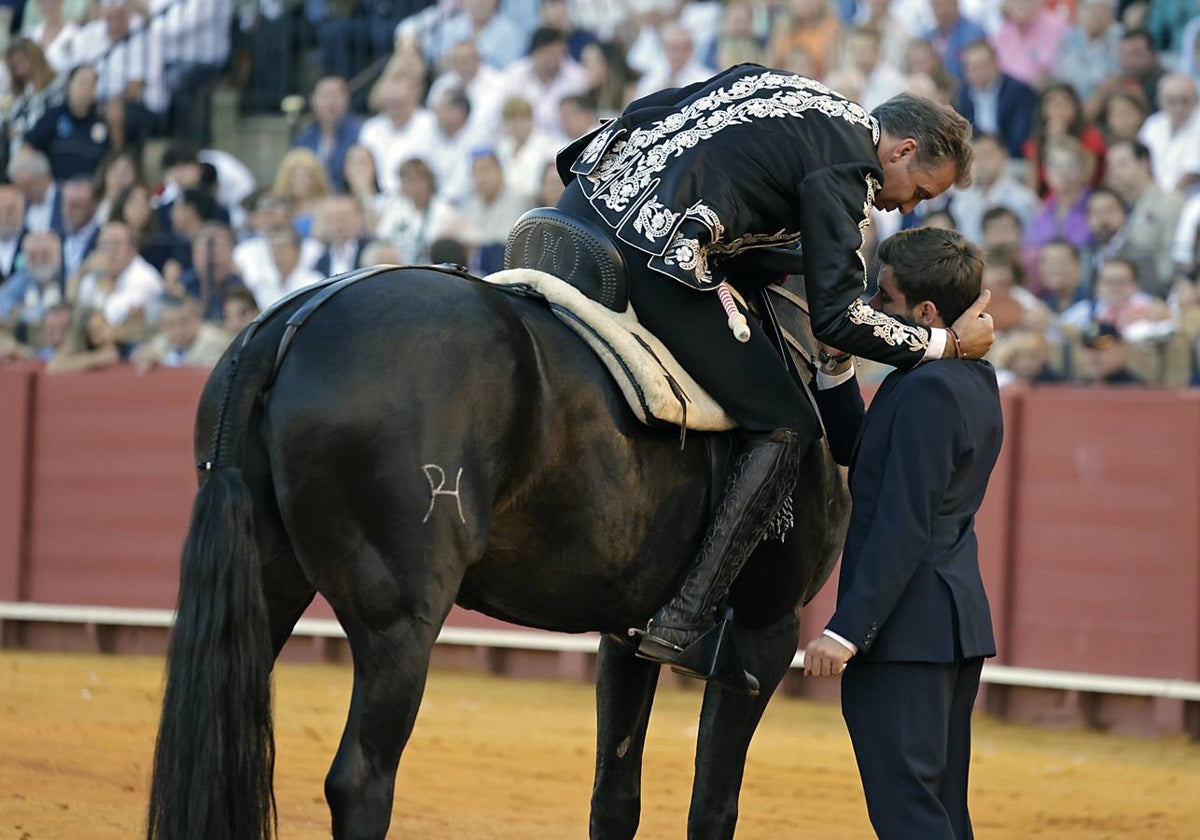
[496,207,737,432]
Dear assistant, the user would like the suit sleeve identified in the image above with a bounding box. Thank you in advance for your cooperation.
[824,378,962,652]
[812,376,865,467]
[800,163,932,370]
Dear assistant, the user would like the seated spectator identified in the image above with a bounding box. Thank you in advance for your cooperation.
[498,27,590,138]
[425,39,506,141]
[459,149,532,275]
[0,230,64,332]
[1087,28,1165,123]
[1038,239,1089,314]
[767,0,841,79]
[632,23,712,100]
[233,191,321,307]
[954,39,1038,160]
[292,76,361,193]
[75,2,169,150]
[72,220,165,328]
[496,96,561,205]
[130,296,229,372]
[359,75,436,195]
[180,222,247,322]
[901,38,959,107]
[558,93,597,142]
[1025,137,1094,250]
[1081,186,1162,298]
[950,132,1040,244]
[1105,139,1183,297]
[1023,83,1107,199]
[270,227,324,294]
[272,148,332,239]
[0,185,27,282]
[428,236,468,266]
[110,183,178,275]
[375,158,461,265]
[142,0,234,145]
[982,246,1052,334]
[538,0,603,78]
[1173,192,1200,297]
[93,147,142,224]
[7,147,56,233]
[45,305,125,374]
[315,194,372,276]
[423,0,527,70]
[993,327,1063,387]
[24,64,111,181]
[1059,257,1173,339]
[837,25,907,113]
[4,37,66,154]
[919,0,988,82]
[1076,321,1145,386]
[342,144,386,230]
[35,301,72,361]
[360,238,404,267]
[23,0,81,76]
[538,159,564,208]
[1099,88,1151,145]
[57,176,100,280]
[221,286,260,336]
[426,88,482,206]
[1054,0,1122,103]
[1137,72,1200,195]
[991,0,1067,89]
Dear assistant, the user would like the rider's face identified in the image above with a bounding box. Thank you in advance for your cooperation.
[874,142,958,215]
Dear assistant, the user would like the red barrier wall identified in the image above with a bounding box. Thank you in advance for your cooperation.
[3,369,1199,734]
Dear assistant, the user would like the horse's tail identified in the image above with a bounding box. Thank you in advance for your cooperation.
[146,467,275,840]
[148,343,280,840]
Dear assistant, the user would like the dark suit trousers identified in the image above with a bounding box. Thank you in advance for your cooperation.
[841,657,985,840]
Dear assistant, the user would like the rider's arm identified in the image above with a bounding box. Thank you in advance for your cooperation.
[800,162,941,369]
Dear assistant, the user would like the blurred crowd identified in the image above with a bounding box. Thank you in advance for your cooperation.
[0,0,1199,388]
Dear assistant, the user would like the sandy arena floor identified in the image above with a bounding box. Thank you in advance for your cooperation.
[1,651,1197,839]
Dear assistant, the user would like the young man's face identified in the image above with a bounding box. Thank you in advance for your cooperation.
[870,265,921,321]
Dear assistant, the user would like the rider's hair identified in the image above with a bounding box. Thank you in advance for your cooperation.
[872,94,975,189]
[877,228,983,325]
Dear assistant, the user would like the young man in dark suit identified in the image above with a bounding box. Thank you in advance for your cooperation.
[803,227,1003,840]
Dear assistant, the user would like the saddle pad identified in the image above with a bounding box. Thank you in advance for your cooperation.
[484,268,737,432]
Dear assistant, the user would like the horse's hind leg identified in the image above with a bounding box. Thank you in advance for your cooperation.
[687,612,800,840]
[321,545,465,840]
[590,634,661,840]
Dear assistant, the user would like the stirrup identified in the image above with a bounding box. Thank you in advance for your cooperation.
[631,608,760,696]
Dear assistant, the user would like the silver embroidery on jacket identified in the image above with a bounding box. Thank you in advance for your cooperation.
[633,198,679,240]
[847,298,928,349]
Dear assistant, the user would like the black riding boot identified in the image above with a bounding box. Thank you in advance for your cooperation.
[635,428,806,690]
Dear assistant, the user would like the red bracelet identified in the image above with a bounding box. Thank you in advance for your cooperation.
[947,327,964,359]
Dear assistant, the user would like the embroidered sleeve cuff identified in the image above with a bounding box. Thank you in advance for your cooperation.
[922,327,947,362]
[823,629,858,655]
[815,362,856,390]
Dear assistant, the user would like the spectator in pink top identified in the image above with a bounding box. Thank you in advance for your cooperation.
[991,0,1068,89]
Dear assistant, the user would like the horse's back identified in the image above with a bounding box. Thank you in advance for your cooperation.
[241,268,711,632]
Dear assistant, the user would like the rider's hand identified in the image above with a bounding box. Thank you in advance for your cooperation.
[948,289,994,360]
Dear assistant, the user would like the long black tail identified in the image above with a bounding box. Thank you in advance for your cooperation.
[146,467,275,840]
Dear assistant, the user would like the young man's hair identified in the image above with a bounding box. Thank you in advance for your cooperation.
[873,94,975,188]
[877,228,984,325]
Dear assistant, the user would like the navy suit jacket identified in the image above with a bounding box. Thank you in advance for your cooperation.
[815,360,1003,663]
[292,116,362,193]
[954,75,1039,159]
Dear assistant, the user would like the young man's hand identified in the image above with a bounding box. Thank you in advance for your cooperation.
[803,634,854,677]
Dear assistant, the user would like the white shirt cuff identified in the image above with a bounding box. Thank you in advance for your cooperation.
[922,327,947,362]
[815,361,856,390]
[823,629,858,655]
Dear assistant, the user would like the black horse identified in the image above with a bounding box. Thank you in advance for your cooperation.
[146,263,850,840]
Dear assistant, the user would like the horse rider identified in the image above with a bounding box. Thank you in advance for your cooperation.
[552,63,995,686]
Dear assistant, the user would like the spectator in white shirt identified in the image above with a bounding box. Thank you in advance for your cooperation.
[498,27,590,137]
[375,158,462,264]
[24,0,82,75]
[424,0,528,70]
[459,149,532,274]
[949,131,1040,244]
[314,195,373,276]
[496,96,562,205]
[73,220,165,327]
[426,88,482,205]
[233,192,321,307]
[130,295,230,372]
[269,227,325,295]
[839,25,907,112]
[1137,72,1200,195]
[359,75,437,195]
[7,147,56,234]
[632,23,712,100]
[0,185,26,282]
[426,39,507,141]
